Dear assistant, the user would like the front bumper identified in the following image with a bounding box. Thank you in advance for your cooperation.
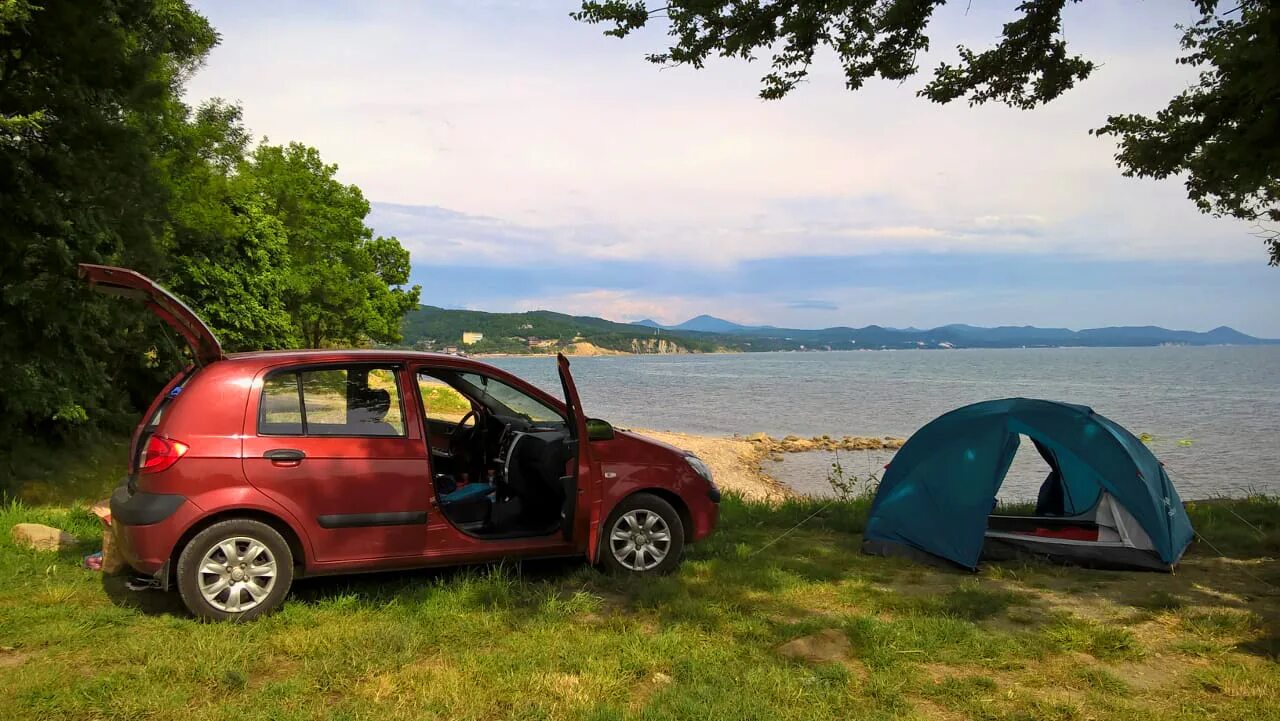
[688,489,720,542]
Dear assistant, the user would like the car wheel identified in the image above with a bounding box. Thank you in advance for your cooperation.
[599,493,685,575]
[176,518,294,622]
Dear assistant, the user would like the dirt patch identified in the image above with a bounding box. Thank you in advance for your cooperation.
[908,697,969,721]
[776,629,852,664]
[1109,657,1183,691]
[630,429,790,501]
[920,663,965,682]
[0,647,31,669]
[629,671,673,709]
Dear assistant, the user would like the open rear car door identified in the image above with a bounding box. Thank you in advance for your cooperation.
[78,263,224,366]
[557,354,601,555]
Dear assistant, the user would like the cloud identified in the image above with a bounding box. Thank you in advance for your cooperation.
[371,197,1261,270]
[183,1,1280,336]
[507,289,699,326]
[189,0,1268,267]
[786,300,839,311]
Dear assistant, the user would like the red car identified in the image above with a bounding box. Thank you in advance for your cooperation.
[82,264,720,621]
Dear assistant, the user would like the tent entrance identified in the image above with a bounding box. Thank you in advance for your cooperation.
[983,433,1163,569]
[984,492,1163,569]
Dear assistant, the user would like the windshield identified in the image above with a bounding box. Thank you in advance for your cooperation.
[455,372,564,425]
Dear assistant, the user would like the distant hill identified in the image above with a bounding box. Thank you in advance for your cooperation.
[633,314,762,332]
[669,314,755,333]
[402,306,1277,354]
[400,306,724,355]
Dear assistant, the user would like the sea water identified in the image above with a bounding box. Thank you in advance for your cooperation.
[487,346,1280,500]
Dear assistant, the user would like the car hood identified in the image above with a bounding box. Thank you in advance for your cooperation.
[600,429,691,465]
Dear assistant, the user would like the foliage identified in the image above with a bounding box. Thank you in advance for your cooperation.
[246,143,421,348]
[1093,1,1280,265]
[159,101,299,351]
[826,451,881,502]
[0,2,422,456]
[574,0,1280,263]
[0,0,217,445]
[572,0,1095,104]
[401,305,725,353]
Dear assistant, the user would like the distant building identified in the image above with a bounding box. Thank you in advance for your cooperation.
[461,331,484,345]
[442,345,460,355]
[526,337,556,349]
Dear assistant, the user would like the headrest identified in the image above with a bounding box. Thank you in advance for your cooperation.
[349,386,392,424]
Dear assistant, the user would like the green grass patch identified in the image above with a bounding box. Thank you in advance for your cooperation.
[1,476,1278,719]
[1040,615,1144,662]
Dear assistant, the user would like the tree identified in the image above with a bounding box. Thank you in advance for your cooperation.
[1,1,422,460]
[0,0,218,443]
[159,101,299,351]
[573,0,1280,264]
[243,143,421,348]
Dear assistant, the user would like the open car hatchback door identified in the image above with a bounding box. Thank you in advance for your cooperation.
[557,353,601,556]
[79,263,224,365]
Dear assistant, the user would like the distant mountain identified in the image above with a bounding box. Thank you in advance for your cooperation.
[631,314,758,333]
[403,305,1277,354]
[670,314,754,332]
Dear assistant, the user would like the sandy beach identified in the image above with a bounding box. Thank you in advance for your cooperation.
[627,429,905,501]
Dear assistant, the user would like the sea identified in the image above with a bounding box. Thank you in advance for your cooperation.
[485,346,1280,501]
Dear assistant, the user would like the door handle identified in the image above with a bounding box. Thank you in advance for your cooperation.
[264,449,305,466]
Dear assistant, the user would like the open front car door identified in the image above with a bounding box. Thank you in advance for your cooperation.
[557,353,601,555]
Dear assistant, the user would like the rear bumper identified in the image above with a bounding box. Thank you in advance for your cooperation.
[110,483,187,525]
[109,482,199,577]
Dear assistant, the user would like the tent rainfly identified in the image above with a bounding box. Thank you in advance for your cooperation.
[862,398,1194,572]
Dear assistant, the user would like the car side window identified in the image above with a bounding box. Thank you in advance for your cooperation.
[258,366,406,437]
[417,373,474,427]
[260,374,303,435]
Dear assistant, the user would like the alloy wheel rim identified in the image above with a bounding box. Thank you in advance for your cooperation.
[197,536,277,613]
[609,509,671,571]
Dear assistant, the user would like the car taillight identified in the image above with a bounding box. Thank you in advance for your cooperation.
[140,436,188,474]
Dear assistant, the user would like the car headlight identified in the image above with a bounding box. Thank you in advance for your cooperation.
[684,453,714,486]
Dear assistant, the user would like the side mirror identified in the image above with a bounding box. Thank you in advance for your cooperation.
[586,418,615,441]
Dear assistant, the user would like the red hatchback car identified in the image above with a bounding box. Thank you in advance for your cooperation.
[82,264,720,621]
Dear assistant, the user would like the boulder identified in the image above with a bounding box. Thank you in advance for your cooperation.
[11,523,77,552]
[775,629,851,664]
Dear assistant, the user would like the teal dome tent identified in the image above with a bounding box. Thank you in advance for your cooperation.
[863,399,1194,572]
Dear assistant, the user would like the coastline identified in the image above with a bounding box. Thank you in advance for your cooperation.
[627,429,905,501]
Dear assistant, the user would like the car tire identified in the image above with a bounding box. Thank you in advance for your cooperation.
[599,493,685,575]
[176,518,294,622]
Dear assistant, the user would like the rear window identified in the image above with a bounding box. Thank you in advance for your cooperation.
[259,366,406,437]
[132,366,199,476]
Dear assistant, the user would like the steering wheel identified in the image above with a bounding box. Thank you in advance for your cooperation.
[452,409,479,448]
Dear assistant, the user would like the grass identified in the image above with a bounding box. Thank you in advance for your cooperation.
[1,442,1278,720]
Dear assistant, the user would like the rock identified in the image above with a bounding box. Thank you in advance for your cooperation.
[88,498,111,521]
[775,629,851,664]
[10,523,77,552]
[746,432,770,443]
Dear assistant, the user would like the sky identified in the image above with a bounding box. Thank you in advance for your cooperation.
[186,1,1280,337]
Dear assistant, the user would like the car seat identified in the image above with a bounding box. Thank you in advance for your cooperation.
[348,387,398,436]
